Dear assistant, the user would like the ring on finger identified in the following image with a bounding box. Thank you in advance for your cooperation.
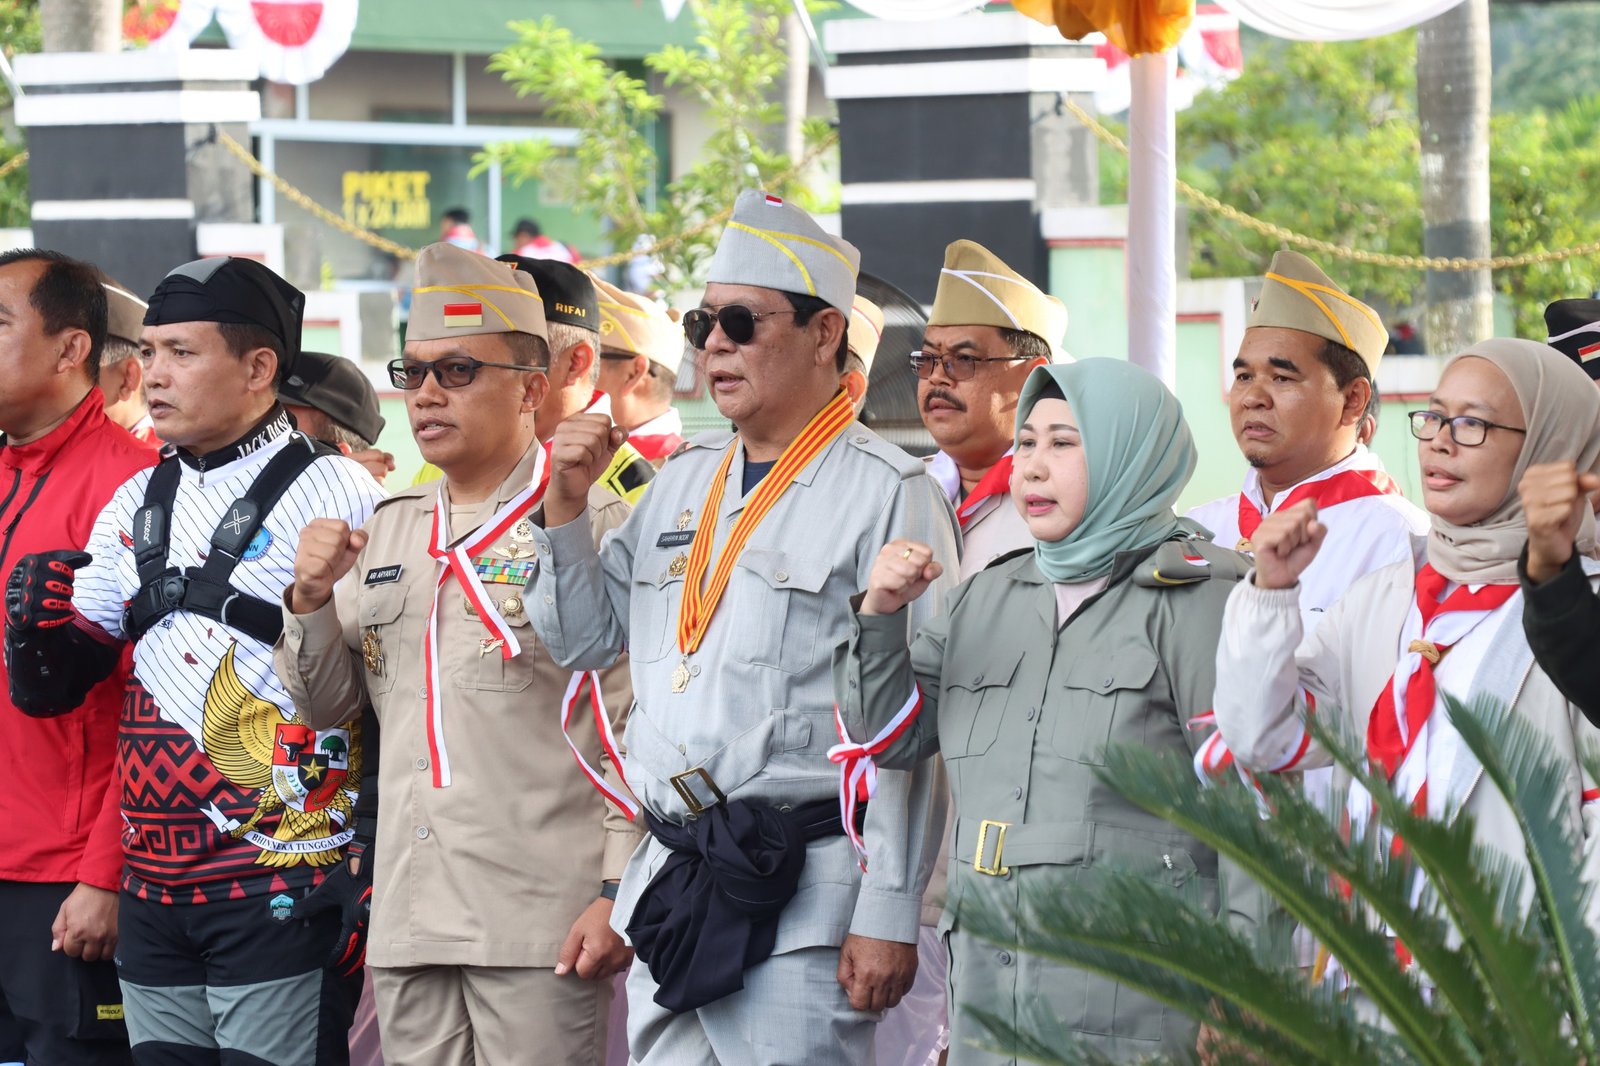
[900,547,914,560]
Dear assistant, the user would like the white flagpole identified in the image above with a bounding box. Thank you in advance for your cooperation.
[1126,49,1178,388]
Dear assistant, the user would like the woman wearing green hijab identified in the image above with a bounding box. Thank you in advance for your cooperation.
[832,360,1255,1063]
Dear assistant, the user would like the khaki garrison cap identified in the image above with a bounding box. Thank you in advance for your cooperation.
[103,282,148,345]
[706,190,861,314]
[847,295,885,375]
[592,274,686,376]
[406,242,548,344]
[1250,250,1387,370]
[928,240,1068,360]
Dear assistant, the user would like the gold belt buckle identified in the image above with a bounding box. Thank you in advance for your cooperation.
[670,767,726,816]
[973,819,1011,876]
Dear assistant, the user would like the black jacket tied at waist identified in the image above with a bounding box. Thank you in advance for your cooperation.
[626,797,861,1012]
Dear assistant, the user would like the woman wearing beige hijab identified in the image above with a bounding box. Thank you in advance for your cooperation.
[1209,338,1600,947]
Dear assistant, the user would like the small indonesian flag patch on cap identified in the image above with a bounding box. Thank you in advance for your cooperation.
[1580,340,1600,363]
[444,302,483,328]
[764,194,784,206]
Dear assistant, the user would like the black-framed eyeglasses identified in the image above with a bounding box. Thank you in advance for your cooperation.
[1407,410,1528,447]
[681,305,799,349]
[908,351,1030,381]
[387,356,545,391]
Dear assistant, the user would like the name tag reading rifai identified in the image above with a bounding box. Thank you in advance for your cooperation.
[364,564,404,585]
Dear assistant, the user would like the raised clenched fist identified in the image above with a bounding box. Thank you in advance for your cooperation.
[1249,499,1326,590]
[290,519,368,615]
[545,412,628,528]
[1520,461,1600,585]
[861,540,943,617]
[6,550,90,632]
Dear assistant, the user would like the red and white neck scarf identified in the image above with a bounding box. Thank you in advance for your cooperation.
[1237,467,1401,544]
[1346,565,1517,841]
[422,449,637,814]
[828,684,924,868]
[423,450,551,787]
[956,455,1014,531]
[628,408,686,463]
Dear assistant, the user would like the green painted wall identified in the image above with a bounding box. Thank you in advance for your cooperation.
[345,1,867,59]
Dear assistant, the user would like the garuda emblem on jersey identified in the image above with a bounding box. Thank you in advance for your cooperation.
[199,644,361,868]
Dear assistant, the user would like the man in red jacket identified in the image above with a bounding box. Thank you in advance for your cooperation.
[0,249,157,1064]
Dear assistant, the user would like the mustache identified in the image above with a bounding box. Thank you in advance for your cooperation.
[923,387,966,413]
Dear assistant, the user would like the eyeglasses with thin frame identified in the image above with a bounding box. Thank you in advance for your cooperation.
[908,351,1030,381]
[387,356,546,391]
[1407,409,1528,447]
[681,305,799,349]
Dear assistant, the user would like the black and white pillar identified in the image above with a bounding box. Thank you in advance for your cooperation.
[14,49,259,296]
[825,12,1104,304]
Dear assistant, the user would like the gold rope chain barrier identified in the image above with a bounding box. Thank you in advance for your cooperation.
[218,128,840,267]
[0,151,29,181]
[1061,97,1599,272]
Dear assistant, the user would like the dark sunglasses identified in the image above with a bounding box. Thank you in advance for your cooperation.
[681,305,799,349]
[387,356,545,390]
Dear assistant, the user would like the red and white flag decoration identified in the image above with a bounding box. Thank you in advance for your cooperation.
[131,0,358,86]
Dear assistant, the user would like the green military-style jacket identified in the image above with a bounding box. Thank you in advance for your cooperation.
[836,535,1255,1064]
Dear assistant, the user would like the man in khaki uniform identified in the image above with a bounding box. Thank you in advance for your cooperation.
[918,240,1064,578]
[275,244,639,1066]
[591,275,689,466]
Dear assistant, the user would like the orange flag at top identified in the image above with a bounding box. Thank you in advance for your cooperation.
[1011,0,1194,56]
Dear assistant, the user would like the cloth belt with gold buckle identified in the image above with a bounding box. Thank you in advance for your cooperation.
[973,818,1010,876]
[670,767,727,817]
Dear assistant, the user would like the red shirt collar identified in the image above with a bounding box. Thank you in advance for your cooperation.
[0,388,108,476]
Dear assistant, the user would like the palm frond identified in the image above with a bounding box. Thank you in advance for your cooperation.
[963,1005,1122,1066]
[1303,710,1568,1063]
[959,866,1410,1066]
[1443,692,1600,1057]
[1093,745,1474,1066]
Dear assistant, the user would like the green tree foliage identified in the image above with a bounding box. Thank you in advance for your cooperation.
[960,694,1600,1064]
[1490,2,1600,114]
[478,0,834,290]
[1101,29,1600,338]
[0,0,40,227]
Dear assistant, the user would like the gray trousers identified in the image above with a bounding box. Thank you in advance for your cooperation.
[625,947,878,1066]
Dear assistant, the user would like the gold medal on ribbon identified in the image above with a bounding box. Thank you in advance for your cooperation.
[670,658,691,693]
[362,629,385,675]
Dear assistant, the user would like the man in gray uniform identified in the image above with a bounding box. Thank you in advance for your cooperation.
[530,190,958,1065]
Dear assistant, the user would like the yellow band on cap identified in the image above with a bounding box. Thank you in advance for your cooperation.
[727,223,817,297]
[414,283,545,331]
[1263,271,1385,352]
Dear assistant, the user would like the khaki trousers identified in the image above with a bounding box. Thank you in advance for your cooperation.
[371,964,612,1066]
